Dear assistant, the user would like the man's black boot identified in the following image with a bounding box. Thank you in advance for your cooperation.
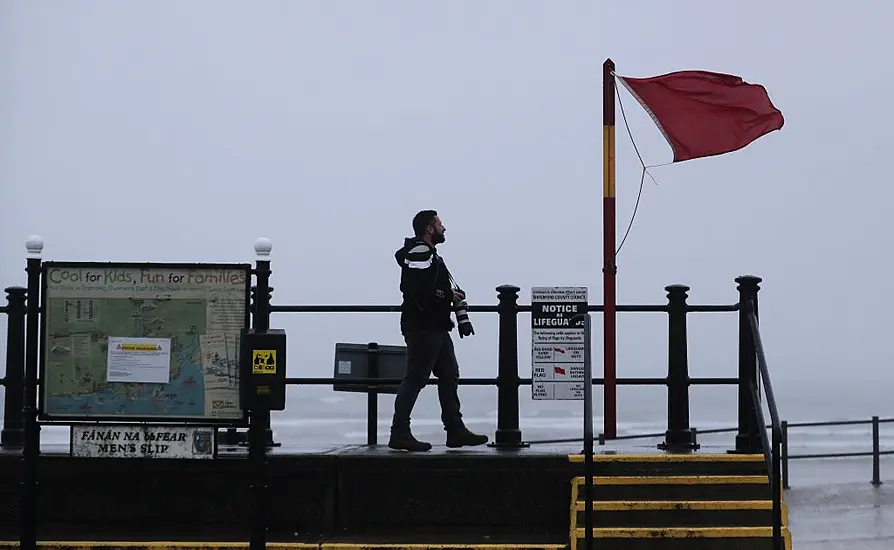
[387,432,432,452]
[446,425,489,448]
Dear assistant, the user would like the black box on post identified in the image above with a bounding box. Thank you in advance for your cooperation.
[332,343,407,394]
[241,328,287,411]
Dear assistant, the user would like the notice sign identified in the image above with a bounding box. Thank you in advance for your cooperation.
[251,349,277,375]
[106,336,171,384]
[531,286,588,401]
[70,424,215,459]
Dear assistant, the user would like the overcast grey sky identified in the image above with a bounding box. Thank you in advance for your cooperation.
[2,1,891,422]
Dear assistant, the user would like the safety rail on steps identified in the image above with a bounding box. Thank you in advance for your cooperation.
[746,297,784,550]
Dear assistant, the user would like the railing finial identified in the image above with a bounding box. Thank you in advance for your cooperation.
[25,235,43,258]
[254,237,273,260]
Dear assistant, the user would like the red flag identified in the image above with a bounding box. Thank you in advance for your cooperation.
[616,70,784,162]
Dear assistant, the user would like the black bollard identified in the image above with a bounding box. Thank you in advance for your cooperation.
[1,287,26,448]
[733,275,762,454]
[659,285,699,452]
[490,285,527,448]
[366,342,379,445]
[20,237,43,550]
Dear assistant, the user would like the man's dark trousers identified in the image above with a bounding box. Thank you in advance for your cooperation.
[391,329,463,434]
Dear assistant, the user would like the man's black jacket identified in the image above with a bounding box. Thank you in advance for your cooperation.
[395,237,455,335]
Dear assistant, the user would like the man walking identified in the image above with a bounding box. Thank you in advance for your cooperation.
[388,210,489,452]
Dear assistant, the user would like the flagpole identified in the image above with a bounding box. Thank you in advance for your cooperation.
[602,58,617,440]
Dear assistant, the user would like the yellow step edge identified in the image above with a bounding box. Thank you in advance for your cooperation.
[571,490,788,523]
[571,476,785,504]
[572,475,769,485]
[568,527,793,550]
[573,499,782,511]
[568,453,765,463]
[573,526,790,538]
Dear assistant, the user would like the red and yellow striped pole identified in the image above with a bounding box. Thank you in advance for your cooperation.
[602,58,617,440]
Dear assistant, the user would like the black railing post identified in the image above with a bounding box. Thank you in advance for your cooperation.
[659,284,698,452]
[366,342,379,445]
[249,396,269,550]
[20,235,43,550]
[490,284,526,448]
[871,415,881,486]
[249,237,273,550]
[733,275,762,454]
[1,286,27,448]
[781,420,789,489]
[771,426,783,550]
[253,238,279,448]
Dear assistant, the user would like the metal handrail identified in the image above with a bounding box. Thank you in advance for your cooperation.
[268,303,737,314]
[281,376,738,386]
[748,306,783,550]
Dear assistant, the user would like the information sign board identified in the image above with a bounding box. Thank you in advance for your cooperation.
[531,286,588,400]
[39,262,251,423]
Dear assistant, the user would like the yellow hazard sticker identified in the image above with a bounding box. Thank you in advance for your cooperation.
[252,349,277,374]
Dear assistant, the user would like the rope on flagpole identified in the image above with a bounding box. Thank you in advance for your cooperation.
[613,75,668,255]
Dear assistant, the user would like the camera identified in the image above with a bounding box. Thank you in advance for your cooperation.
[453,294,475,338]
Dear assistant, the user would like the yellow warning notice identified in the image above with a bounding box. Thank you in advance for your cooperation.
[119,343,162,352]
[252,349,277,374]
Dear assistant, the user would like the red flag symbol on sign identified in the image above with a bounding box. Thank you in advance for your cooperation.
[554,366,566,375]
[554,348,566,354]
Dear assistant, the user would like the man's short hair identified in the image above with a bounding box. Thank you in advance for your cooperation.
[412,210,438,237]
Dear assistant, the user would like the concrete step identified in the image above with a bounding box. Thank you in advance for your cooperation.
[572,475,773,501]
[573,500,788,527]
[567,453,768,476]
[571,527,791,550]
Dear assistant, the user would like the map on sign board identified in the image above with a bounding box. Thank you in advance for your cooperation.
[531,286,588,401]
[39,262,251,423]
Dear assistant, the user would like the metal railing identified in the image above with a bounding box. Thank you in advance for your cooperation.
[527,417,894,490]
[0,242,782,550]
[0,286,26,448]
[780,416,893,488]
[234,281,748,453]
[0,274,763,455]
[0,271,884,455]
[747,298,783,550]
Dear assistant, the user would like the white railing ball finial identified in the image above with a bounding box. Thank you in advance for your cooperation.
[25,235,44,258]
[254,237,273,261]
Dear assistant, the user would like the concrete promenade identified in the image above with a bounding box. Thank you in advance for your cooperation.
[1,439,892,547]
[786,471,894,549]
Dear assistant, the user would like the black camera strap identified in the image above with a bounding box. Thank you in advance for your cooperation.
[443,264,461,292]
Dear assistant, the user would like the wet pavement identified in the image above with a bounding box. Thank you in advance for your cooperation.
[786,480,894,548]
[783,457,894,549]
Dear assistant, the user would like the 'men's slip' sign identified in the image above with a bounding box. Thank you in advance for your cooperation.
[70,424,215,459]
